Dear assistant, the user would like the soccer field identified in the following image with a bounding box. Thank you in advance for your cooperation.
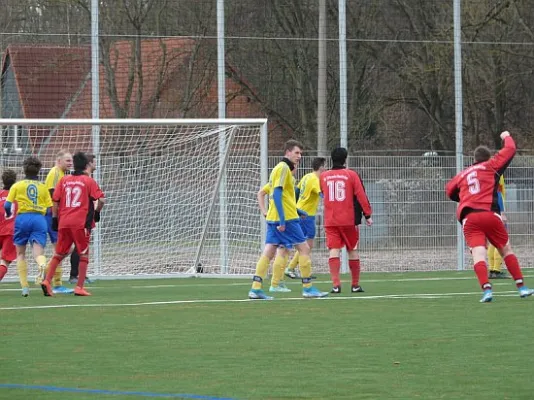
[1,272,534,400]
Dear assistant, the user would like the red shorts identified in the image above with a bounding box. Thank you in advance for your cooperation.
[55,228,90,256]
[325,225,359,250]
[462,211,508,249]
[0,235,16,262]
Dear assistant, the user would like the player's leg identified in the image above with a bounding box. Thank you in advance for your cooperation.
[72,228,92,296]
[488,244,507,279]
[285,250,300,278]
[463,212,493,302]
[249,222,280,299]
[325,226,343,292]
[343,226,364,293]
[0,236,16,282]
[13,215,31,296]
[488,214,534,298]
[290,221,327,298]
[249,241,277,300]
[46,213,68,291]
[69,247,80,284]
[270,247,291,292]
[15,244,30,296]
[41,228,72,297]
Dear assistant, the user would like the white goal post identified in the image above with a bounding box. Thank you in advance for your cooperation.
[0,118,268,279]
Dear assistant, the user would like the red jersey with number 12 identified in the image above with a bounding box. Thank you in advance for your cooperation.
[0,189,16,236]
[445,136,516,222]
[53,174,105,229]
[320,168,372,227]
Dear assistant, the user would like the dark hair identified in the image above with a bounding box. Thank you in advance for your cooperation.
[331,147,348,167]
[2,169,17,190]
[73,152,89,172]
[474,146,491,163]
[23,156,42,177]
[284,139,303,153]
[312,157,326,171]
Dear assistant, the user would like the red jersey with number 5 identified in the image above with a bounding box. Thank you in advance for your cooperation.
[0,189,16,236]
[446,136,516,222]
[320,167,372,227]
[53,174,105,229]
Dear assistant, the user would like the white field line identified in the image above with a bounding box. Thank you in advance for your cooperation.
[2,274,532,292]
[0,290,526,311]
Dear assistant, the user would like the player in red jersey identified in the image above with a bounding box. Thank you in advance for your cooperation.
[446,131,534,303]
[320,147,373,294]
[41,152,105,297]
[0,170,18,282]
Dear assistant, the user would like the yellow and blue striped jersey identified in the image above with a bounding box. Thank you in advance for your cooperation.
[266,162,298,222]
[7,179,52,215]
[45,166,65,192]
[296,172,321,216]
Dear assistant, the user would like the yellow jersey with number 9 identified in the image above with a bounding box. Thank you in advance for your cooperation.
[7,179,53,215]
[266,162,298,223]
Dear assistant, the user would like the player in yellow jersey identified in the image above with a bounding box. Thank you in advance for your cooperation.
[488,175,509,279]
[4,157,52,296]
[248,140,328,299]
[257,167,298,292]
[43,150,73,293]
[284,157,326,279]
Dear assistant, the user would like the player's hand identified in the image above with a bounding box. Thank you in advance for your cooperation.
[94,210,101,223]
[500,131,511,140]
[297,209,308,219]
[501,212,507,223]
[365,217,373,227]
[52,217,59,231]
[277,224,286,232]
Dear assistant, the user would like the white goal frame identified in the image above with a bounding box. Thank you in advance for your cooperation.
[0,118,269,279]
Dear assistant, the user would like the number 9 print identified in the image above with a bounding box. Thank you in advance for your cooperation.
[26,184,38,205]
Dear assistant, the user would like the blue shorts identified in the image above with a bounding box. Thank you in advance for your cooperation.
[300,216,316,240]
[265,219,306,249]
[45,213,58,243]
[14,213,48,247]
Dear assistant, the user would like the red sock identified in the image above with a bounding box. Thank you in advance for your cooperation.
[0,264,7,281]
[503,254,524,287]
[77,255,89,289]
[473,261,491,290]
[329,257,341,287]
[349,259,361,286]
[45,255,63,282]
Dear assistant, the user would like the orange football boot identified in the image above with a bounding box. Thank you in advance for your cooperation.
[41,280,54,297]
[74,286,92,296]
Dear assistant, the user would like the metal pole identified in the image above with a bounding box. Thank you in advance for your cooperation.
[260,122,268,247]
[217,0,229,273]
[317,0,328,156]
[338,0,349,273]
[453,0,465,270]
[91,0,102,277]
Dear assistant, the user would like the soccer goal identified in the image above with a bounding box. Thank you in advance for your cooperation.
[0,118,268,279]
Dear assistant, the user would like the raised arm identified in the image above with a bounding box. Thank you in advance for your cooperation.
[487,131,516,173]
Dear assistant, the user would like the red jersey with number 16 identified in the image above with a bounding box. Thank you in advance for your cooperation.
[446,136,516,222]
[320,167,372,227]
[53,174,105,229]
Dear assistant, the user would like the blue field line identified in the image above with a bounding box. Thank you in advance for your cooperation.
[0,383,240,400]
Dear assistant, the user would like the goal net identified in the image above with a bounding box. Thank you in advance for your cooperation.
[0,118,268,279]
